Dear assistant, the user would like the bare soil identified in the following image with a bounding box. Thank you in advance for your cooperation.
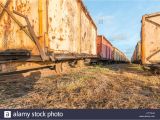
[0,64,160,109]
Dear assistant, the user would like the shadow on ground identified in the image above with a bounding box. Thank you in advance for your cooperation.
[0,71,41,100]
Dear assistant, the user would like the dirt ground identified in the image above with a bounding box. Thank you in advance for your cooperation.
[0,64,160,109]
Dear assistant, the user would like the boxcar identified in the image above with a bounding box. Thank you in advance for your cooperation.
[141,12,160,66]
[131,41,141,64]
[0,0,97,72]
[113,47,129,63]
[113,47,120,62]
[96,35,113,62]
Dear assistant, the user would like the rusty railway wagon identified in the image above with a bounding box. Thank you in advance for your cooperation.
[96,35,129,64]
[0,0,97,74]
[112,47,129,63]
[131,41,141,64]
[96,35,113,63]
[141,12,160,71]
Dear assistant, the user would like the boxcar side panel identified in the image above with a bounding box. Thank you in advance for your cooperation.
[81,9,97,55]
[48,0,97,55]
[48,0,80,53]
[102,36,113,60]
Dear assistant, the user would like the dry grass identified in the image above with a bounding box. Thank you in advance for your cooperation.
[0,64,160,109]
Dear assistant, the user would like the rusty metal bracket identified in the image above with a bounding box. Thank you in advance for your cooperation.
[0,3,49,61]
[13,11,48,61]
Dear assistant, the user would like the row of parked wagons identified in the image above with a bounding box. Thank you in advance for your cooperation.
[97,35,129,63]
[0,0,129,73]
[132,12,160,69]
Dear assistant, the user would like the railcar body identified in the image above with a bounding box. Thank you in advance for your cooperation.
[141,12,160,65]
[96,35,113,62]
[131,41,141,64]
[113,47,129,63]
[0,0,97,72]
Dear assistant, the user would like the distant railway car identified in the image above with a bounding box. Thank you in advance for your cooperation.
[131,41,141,64]
[112,47,130,63]
[112,47,129,63]
[96,35,129,64]
[141,12,160,66]
[96,35,113,62]
[113,47,121,62]
[0,0,97,73]
[121,52,129,63]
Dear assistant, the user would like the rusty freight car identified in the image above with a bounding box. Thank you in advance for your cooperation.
[131,41,141,64]
[0,0,97,73]
[112,47,129,63]
[96,35,113,63]
[141,12,160,68]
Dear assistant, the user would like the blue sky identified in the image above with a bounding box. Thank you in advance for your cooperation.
[83,0,160,59]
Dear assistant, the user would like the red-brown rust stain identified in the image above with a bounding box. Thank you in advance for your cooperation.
[49,17,52,23]
[59,36,63,41]
[52,36,55,40]
[16,0,30,14]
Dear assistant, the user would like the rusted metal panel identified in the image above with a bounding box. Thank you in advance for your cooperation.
[48,0,97,55]
[96,35,113,60]
[80,5,97,55]
[48,0,80,53]
[142,12,160,64]
[0,0,40,55]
